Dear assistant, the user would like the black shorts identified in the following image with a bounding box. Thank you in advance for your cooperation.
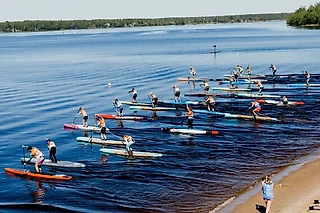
[174,91,180,97]
[133,94,137,99]
[83,115,88,121]
[101,127,106,134]
[204,86,209,91]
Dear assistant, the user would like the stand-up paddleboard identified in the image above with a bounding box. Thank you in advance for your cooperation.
[193,109,280,122]
[287,83,320,87]
[184,93,220,97]
[76,137,124,146]
[161,127,219,135]
[212,87,251,92]
[5,168,72,181]
[100,148,163,158]
[21,158,85,168]
[129,106,177,111]
[178,77,215,82]
[158,100,200,105]
[193,109,226,116]
[235,93,281,99]
[120,101,151,106]
[218,80,254,85]
[95,114,147,120]
[257,99,304,106]
[63,123,103,132]
[223,113,280,122]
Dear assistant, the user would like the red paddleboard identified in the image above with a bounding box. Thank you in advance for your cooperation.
[5,168,72,181]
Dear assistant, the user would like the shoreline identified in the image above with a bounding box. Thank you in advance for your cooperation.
[211,150,320,213]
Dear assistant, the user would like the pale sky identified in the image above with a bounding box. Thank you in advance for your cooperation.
[1,0,319,22]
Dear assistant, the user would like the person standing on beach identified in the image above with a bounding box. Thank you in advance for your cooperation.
[261,175,274,213]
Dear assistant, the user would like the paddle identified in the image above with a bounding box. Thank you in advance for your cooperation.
[71,114,78,125]
[22,145,28,171]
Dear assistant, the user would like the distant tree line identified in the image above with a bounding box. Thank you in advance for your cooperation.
[0,13,291,33]
[287,3,320,27]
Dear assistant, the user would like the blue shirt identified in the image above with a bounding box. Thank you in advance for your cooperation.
[262,182,274,200]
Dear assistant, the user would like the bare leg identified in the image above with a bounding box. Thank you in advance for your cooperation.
[265,200,272,213]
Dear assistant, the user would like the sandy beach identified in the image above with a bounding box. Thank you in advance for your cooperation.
[230,157,320,213]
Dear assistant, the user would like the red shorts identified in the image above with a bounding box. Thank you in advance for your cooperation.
[253,107,261,113]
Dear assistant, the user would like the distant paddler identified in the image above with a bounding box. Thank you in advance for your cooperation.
[199,80,210,93]
[269,64,277,76]
[249,100,261,119]
[236,64,243,76]
[304,71,310,85]
[281,96,288,105]
[232,70,239,82]
[205,95,216,111]
[128,88,138,103]
[256,80,264,94]
[123,134,135,157]
[148,92,158,108]
[78,106,88,127]
[186,104,194,129]
[189,67,196,79]
[173,85,181,102]
[95,115,107,140]
[112,99,123,117]
[246,65,251,80]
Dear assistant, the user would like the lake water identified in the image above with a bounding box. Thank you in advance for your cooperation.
[0,21,320,213]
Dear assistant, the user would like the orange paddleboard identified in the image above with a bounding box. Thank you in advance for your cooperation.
[5,168,72,181]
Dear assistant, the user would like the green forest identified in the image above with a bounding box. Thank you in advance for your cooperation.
[0,13,291,33]
[287,2,320,27]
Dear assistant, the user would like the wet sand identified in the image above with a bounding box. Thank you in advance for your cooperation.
[232,157,320,213]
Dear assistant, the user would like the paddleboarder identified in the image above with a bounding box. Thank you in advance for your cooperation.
[123,135,135,156]
[281,96,288,105]
[256,80,264,94]
[96,115,107,140]
[246,65,251,80]
[27,146,45,173]
[304,71,310,85]
[189,67,196,79]
[249,100,261,119]
[199,80,210,93]
[205,96,216,111]
[173,85,181,102]
[46,138,57,163]
[149,92,158,108]
[78,107,88,127]
[113,99,123,117]
[269,64,277,76]
[186,104,194,129]
[236,64,243,76]
[128,88,138,102]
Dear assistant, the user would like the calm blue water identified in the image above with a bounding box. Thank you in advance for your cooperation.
[1,21,320,213]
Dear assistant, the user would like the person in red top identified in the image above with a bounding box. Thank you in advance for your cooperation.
[27,146,45,173]
[249,100,261,119]
[46,138,57,163]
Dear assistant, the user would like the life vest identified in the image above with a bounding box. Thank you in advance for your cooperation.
[99,119,106,127]
[31,147,43,159]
